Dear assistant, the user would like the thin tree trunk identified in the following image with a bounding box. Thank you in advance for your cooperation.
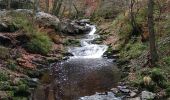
[52,0,63,16]
[46,0,49,13]
[148,0,158,66]
[68,0,72,18]
[7,0,11,10]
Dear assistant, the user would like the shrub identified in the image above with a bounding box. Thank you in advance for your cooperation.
[7,60,18,71]
[163,56,170,65]
[150,68,167,88]
[120,41,147,59]
[0,81,11,90]
[13,97,28,100]
[12,13,34,35]
[166,86,170,96]
[136,7,147,25]
[27,32,52,55]
[14,84,30,97]
[0,71,9,81]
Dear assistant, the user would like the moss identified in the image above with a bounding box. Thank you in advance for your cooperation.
[14,84,30,97]
[165,16,170,34]
[6,91,14,98]
[64,39,80,46]
[0,71,9,81]
[13,97,28,100]
[26,32,52,55]
[136,7,147,25]
[12,13,34,35]
[0,81,12,91]
[163,56,170,65]
[6,60,18,71]
[0,46,10,59]
[120,41,147,59]
[166,85,170,96]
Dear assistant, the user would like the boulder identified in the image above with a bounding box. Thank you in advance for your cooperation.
[35,12,60,28]
[59,20,91,35]
[14,9,33,15]
[141,91,155,100]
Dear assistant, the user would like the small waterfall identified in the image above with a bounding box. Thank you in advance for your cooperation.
[48,22,120,100]
[69,24,108,58]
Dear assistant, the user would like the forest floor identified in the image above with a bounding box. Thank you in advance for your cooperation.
[95,4,170,99]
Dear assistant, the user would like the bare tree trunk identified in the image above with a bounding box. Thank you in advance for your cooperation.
[148,0,158,66]
[52,0,63,16]
[46,0,49,13]
[129,0,140,36]
[68,0,72,18]
[7,0,11,10]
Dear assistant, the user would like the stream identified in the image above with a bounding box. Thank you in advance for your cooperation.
[34,23,121,100]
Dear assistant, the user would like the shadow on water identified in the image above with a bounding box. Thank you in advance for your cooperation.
[33,58,121,100]
[35,58,120,100]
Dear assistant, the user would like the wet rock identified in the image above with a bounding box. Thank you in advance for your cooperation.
[46,57,61,63]
[0,34,12,46]
[79,19,90,24]
[155,90,166,99]
[130,91,137,97]
[59,20,91,35]
[62,52,74,57]
[36,12,60,29]
[111,88,119,94]
[127,97,141,100]
[79,92,121,100]
[141,91,155,100]
[119,88,130,94]
[117,86,130,97]
[26,78,39,88]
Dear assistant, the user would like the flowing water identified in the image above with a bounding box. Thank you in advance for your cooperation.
[68,24,108,59]
[34,23,121,100]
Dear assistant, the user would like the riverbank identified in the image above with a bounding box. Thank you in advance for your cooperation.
[0,10,93,99]
[93,1,170,99]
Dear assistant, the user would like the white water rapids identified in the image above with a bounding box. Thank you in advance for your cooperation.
[68,24,108,58]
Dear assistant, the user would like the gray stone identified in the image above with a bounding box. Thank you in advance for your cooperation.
[127,97,141,100]
[79,92,121,100]
[130,91,137,97]
[117,86,130,93]
[111,88,119,94]
[141,91,155,100]
[59,20,91,34]
[35,12,60,28]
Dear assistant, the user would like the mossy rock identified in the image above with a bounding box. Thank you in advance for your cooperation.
[64,39,80,46]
